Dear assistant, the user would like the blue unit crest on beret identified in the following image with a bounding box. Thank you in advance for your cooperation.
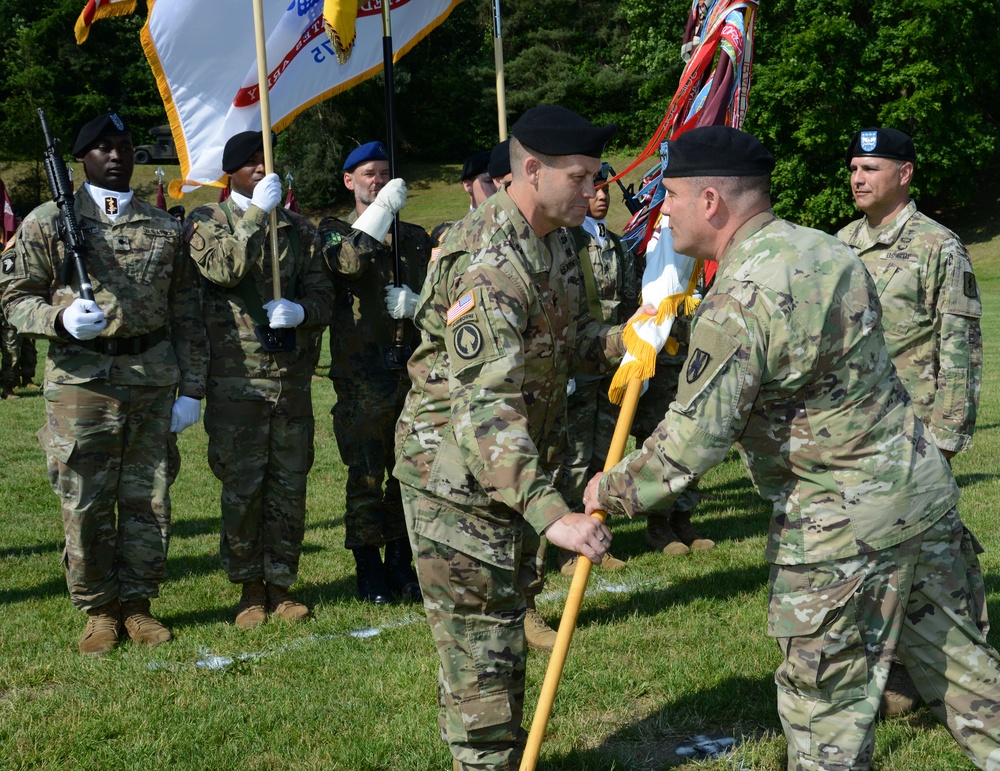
[659,140,669,172]
[111,113,125,131]
[860,131,878,152]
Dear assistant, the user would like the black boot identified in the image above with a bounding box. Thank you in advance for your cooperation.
[352,546,392,605]
[384,539,422,603]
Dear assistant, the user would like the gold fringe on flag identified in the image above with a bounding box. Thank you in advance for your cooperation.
[75,0,137,45]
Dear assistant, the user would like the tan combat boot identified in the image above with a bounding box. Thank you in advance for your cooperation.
[235,580,268,629]
[266,583,310,622]
[121,598,173,647]
[670,509,716,551]
[644,511,690,555]
[524,599,557,652]
[558,549,626,577]
[879,661,922,717]
[79,599,121,656]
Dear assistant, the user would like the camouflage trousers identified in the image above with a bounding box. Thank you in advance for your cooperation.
[38,380,179,611]
[557,375,619,509]
[402,484,527,771]
[205,377,314,587]
[332,375,410,549]
[1,319,37,388]
[769,507,1000,770]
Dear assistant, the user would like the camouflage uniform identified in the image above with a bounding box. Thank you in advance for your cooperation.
[557,222,632,507]
[1,302,37,392]
[393,188,624,770]
[837,200,982,454]
[319,212,429,549]
[596,212,1000,769]
[187,199,333,587]
[0,188,207,610]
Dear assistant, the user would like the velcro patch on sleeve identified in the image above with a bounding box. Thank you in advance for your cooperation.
[445,288,501,375]
[446,290,476,325]
[945,250,982,318]
[675,322,740,410]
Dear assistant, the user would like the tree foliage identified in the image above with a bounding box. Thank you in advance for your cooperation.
[0,0,996,225]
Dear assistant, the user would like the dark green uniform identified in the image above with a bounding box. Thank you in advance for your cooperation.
[319,212,430,549]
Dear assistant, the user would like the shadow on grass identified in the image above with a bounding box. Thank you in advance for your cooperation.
[535,673,779,770]
[0,542,61,559]
[575,563,770,630]
[0,576,66,603]
[953,472,1000,489]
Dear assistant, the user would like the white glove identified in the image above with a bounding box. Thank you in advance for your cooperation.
[61,298,106,340]
[264,298,305,328]
[352,178,407,242]
[170,395,201,434]
[384,284,418,320]
[251,173,282,213]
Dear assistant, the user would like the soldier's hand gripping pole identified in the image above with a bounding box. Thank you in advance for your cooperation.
[519,377,644,771]
[39,108,94,301]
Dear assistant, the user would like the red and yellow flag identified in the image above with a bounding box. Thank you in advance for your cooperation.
[75,0,137,44]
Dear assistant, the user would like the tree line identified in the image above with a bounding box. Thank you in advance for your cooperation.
[1,0,997,230]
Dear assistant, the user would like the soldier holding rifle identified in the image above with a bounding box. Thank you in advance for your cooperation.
[1,111,207,655]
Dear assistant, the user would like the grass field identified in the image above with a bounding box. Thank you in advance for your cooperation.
[0,162,997,770]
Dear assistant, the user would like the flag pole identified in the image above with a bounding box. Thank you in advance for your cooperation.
[519,378,643,771]
[491,0,507,139]
[251,0,282,302]
[380,0,402,289]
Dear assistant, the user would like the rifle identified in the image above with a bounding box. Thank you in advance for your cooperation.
[602,162,643,216]
[38,108,94,301]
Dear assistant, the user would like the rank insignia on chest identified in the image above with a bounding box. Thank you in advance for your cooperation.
[964,271,978,298]
[104,197,119,216]
[114,235,130,251]
[453,321,484,359]
[686,348,712,383]
[446,291,475,325]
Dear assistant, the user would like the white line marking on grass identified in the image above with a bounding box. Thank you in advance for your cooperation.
[147,613,423,671]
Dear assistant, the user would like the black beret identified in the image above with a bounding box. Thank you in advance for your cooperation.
[72,113,131,157]
[222,131,267,174]
[659,126,775,178]
[488,139,511,179]
[844,127,916,167]
[510,105,616,158]
[461,151,491,182]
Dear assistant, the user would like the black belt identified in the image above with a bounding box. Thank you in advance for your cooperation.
[74,326,168,356]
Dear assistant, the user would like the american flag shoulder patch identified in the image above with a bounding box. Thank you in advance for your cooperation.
[446,291,475,325]
[430,246,442,262]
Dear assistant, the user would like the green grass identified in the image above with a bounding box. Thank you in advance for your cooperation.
[0,165,997,770]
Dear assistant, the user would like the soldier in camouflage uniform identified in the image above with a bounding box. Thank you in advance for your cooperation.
[393,106,627,771]
[187,131,334,628]
[318,141,430,605]
[553,161,634,580]
[1,304,38,398]
[0,113,207,655]
[837,126,984,717]
[586,126,1000,771]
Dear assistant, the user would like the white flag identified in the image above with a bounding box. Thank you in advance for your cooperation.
[141,0,463,196]
[608,213,701,406]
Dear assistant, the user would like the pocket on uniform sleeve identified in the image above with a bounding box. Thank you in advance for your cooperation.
[767,568,868,700]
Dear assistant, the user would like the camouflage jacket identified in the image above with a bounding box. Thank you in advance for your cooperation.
[393,187,625,547]
[598,211,959,566]
[187,200,333,381]
[837,201,982,453]
[0,188,207,397]
[570,220,634,325]
[318,211,430,380]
